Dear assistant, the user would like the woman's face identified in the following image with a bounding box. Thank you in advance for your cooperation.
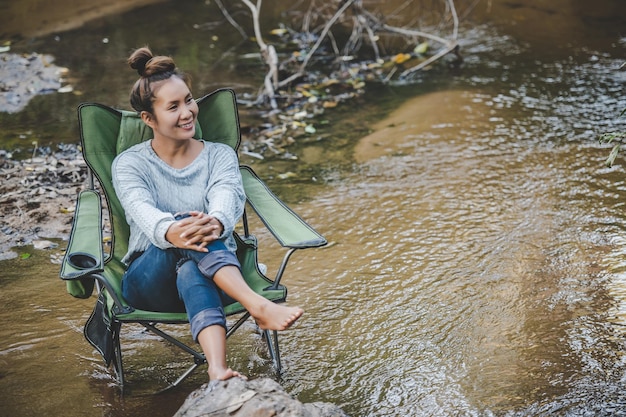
[143,76,199,142]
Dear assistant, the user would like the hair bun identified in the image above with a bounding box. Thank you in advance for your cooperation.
[128,46,175,77]
[127,46,189,113]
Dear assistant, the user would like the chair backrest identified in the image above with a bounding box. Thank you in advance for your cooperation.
[77,88,241,265]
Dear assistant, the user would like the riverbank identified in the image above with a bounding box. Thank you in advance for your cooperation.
[0,0,165,260]
[0,146,86,260]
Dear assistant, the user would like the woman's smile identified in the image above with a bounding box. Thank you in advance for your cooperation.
[178,121,194,130]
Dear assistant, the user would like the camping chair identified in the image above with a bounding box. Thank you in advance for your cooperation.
[59,88,326,391]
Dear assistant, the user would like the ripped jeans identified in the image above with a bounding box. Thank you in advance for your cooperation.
[121,240,240,341]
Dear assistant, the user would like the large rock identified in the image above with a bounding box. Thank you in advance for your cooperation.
[174,377,349,417]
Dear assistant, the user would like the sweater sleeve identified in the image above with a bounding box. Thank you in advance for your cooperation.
[205,144,246,238]
[112,151,176,250]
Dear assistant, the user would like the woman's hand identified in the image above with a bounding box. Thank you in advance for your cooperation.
[166,211,224,252]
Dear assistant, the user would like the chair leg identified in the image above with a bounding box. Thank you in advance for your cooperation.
[141,322,207,390]
[111,327,125,390]
[263,329,282,373]
[156,362,202,394]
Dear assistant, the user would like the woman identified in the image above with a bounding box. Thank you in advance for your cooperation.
[111,47,303,381]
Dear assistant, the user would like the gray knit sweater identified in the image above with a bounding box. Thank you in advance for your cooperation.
[111,140,245,264]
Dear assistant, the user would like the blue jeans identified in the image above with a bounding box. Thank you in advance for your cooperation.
[121,240,240,341]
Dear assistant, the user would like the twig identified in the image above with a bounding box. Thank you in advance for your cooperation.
[214,0,248,40]
[277,0,358,88]
[446,0,459,40]
[241,0,280,108]
[363,17,381,61]
[399,42,458,78]
[379,23,452,47]
[241,0,267,51]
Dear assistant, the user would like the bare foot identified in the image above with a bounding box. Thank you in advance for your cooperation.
[209,366,247,381]
[251,301,303,331]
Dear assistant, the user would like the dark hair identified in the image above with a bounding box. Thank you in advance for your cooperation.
[127,47,191,114]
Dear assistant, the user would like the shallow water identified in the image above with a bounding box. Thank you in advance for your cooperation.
[2,1,626,416]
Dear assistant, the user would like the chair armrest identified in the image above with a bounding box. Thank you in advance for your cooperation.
[59,190,105,298]
[240,165,327,249]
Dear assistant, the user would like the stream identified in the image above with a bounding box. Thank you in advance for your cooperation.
[1,0,626,416]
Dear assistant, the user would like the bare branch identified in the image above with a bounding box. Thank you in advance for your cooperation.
[400,42,458,78]
[363,18,381,61]
[241,0,267,51]
[241,0,281,108]
[219,0,464,108]
[277,0,358,89]
[214,0,248,40]
[379,23,452,47]
[296,0,357,74]
[446,0,459,40]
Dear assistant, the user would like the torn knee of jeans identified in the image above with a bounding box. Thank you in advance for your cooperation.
[175,257,194,274]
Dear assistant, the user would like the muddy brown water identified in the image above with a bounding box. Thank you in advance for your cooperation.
[2,1,626,416]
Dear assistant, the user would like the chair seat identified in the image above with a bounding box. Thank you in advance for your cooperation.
[110,287,286,323]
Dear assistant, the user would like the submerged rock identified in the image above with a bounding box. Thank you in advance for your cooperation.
[174,377,349,417]
[0,52,71,113]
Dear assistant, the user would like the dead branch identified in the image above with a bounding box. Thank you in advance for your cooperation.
[279,0,357,89]
[214,0,248,40]
[218,0,463,108]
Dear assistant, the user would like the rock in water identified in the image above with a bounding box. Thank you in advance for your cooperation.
[174,377,349,417]
[0,52,70,114]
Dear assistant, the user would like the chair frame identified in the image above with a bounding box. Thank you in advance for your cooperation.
[60,89,326,391]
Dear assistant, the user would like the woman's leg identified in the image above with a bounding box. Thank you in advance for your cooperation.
[122,245,185,312]
[176,259,244,381]
[196,325,244,381]
[191,244,303,331]
[212,266,303,331]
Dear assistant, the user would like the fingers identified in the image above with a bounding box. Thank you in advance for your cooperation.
[177,212,213,227]
[185,242,209,253]
[181,223,220,240]
[178,214,215,236]
[180,215,223,239]
[172,212,224,251]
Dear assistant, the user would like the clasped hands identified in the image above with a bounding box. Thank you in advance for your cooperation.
[166,211,223,252]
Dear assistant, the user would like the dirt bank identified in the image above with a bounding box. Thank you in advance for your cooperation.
[0,0,167,260]
[0,147,87,260]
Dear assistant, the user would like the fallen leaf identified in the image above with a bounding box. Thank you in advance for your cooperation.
[414,41,429,55]
[270,28,288,36]
[392,53,412,64]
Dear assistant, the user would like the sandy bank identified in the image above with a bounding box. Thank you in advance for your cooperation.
[353,90,491,164]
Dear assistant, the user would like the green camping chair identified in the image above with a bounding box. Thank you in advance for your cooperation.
[59,88,326,391]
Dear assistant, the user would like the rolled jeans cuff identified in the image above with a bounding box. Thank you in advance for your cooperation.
[197,249,241,279]
[190,307,226,342]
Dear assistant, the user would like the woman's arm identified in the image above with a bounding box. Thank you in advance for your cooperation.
[112,151,176,250]
[204,143,246,238]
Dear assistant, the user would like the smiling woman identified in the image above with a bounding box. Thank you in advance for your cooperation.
[110,46,305,383]
[0,0,168,38]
